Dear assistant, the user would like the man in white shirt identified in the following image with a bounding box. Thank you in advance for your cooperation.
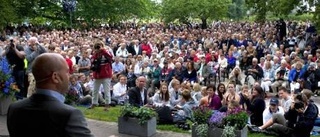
[116,43,128,58]
[263,97,284,124]
[278,86,292,112]
[112,75,128,105]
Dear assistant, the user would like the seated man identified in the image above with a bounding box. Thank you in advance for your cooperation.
[262,98,284,124]
[245,58,263,88]
[128,76,149,107]
[254,93,318,137]
[271,60,290,93]
[68,74,92,105]
[112,75,128,105]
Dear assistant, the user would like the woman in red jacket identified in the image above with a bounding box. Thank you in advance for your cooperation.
[90,41,113,111]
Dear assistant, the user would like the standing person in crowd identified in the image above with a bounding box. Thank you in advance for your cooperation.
[2,37,26,99]
[89,41,113,111]
[128,76,149,107]
[25,37,46,97]
[7,53,94,137]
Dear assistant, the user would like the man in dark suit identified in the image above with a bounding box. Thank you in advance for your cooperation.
[127,40,142,56]
[128,76,148,107]
[7,53,94,137]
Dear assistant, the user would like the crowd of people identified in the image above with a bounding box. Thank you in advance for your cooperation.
[1,19,320,136]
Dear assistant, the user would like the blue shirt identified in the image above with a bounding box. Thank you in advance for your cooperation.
[36,88,65,103]
[112,62,125,73]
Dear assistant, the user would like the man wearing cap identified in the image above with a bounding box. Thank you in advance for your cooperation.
[147,58,162,92]
[262,97,284,124]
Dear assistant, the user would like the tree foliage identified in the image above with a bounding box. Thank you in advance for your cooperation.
[0,0,158,29]
[162,0,231,28]
[0,0,17,29]
[228,0,246,20]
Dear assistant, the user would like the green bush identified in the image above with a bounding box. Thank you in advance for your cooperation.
[120,104,157,125]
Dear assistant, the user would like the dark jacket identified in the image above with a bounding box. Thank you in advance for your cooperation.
[166,67,186,83]
[7,93,93,137]
[285,103,318,137]
[245,65,264,80]
[128,87,148,107]
[245,97,266,126]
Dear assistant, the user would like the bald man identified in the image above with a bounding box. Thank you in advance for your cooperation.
[25,37,47,97]
[7,53,94,137]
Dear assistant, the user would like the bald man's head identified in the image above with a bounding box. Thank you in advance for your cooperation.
[32,53,70,93]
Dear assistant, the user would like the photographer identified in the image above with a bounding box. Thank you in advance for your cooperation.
[254,93,318,137]
[25,37,46,97]
[2,37,26,99]
[89,41,113,111]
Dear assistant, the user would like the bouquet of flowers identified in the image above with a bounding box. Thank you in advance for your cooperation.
[0,58,20,99]
[209,107,249,130]
[209,111,227,128]
[65,87,79,105]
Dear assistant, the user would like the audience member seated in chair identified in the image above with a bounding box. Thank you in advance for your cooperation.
[302,62,319,93]
[271,60,290,93]
[288,61,305,92]
[245,58,264,88]
[229,66,243,92]
[261,61,275,94]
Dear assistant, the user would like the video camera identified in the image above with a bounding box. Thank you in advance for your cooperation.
[9,37,14,48]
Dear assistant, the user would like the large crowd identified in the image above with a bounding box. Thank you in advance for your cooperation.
[1,20,320,136]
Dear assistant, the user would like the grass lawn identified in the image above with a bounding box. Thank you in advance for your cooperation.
[76,106,284,137]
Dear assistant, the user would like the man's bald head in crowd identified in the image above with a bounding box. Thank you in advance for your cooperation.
[32,53,70,93]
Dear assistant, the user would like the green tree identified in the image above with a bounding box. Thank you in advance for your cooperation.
[0,0,17,29]
[228,0,246,20]
[162,0,231,28]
